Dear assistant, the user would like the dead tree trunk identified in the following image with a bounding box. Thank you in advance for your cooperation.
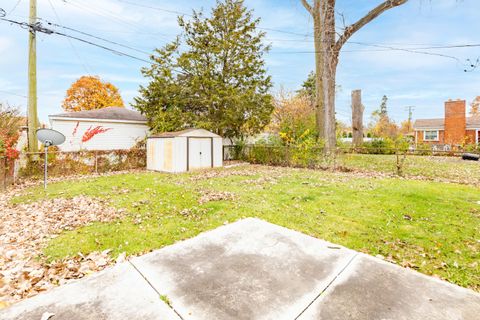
[351,89,364,147]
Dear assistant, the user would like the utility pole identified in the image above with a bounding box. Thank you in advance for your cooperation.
[405,106,415,132]
[27,0,38,152]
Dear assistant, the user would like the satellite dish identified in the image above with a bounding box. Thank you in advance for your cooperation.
[36,129,66,189]
[37,129,65,147]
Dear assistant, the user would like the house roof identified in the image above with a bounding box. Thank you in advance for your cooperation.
[413,118,444,129]
[49,107,147,122]
[149,128,221,138]
[467,116,480,127]
[413,116,480,130]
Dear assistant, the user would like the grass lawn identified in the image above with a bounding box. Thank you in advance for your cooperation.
[12,165,480,291]
[339,153,480,184]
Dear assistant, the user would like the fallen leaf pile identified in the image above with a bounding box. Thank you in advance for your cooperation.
[198,190,236,204]
[0,193,125,306]
[189,165,287,182]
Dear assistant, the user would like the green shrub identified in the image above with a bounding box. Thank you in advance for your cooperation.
[463,144,480,153]
[361,139,395,154]
[415,143,432,156]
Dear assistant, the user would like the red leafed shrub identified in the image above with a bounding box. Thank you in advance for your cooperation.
[5,144,20,160]
[0,104,22,160]
[1,135,20,160]
[81,126,112,143]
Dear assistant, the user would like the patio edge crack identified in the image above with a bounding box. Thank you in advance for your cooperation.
[294,253,359,320]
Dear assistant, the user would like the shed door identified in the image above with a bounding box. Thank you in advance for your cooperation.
[188,138,212,170]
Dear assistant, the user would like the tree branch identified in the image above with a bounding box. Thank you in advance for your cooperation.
[335,0,408,52]
[300,0,313,14]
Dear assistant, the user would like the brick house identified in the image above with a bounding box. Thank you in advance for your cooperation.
[413,99,480,147]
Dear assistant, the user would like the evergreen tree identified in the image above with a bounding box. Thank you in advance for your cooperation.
[297,71,316,99]
[134,0,273,139]
[380,95,388,118]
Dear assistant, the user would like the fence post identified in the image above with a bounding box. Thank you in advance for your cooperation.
[94,151,98,174]
[333,147,338,171]
[1,157,5,191]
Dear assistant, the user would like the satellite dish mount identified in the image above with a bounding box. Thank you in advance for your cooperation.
[36,129,66,189]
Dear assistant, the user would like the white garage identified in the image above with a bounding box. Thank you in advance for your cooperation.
[49,107,149,151]
[147,129,223,173]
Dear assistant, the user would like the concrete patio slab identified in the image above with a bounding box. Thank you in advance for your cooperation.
[2,218,480,319]
[0,262,181,320]
[298,254,480,320]
[131,218,357,320]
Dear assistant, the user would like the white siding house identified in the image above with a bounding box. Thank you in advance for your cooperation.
[49,107,149,151]
[147,129,223,173]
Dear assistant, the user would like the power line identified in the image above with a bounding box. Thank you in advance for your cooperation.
[116,0,192,17]
[0,90,27,98]
[116,0,314,39]
[0,15,152,64]
[268,45,463,63]
[114,0,476,68]
[38,17,152,55]
[8,0,23,15]
[65,0,172,41]
[46,0,92,74]
[0,14,193,75]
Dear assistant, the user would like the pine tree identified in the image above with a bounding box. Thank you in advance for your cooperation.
[380,95,388,118]
[134,0,273,139]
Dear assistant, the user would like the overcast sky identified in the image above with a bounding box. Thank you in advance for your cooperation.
[1,0,479,125]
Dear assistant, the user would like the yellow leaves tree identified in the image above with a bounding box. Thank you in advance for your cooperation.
[370,110,399,139]
[269,90,316,145]
[470,96,480,116]
[399,120,412,135]
[62,76,124,112]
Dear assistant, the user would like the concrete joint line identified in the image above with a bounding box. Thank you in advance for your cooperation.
[294,253,360,320]
[128,260,186,320]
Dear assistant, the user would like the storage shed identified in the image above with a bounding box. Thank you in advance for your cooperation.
[147,129,223,173]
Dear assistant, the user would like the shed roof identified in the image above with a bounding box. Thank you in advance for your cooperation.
[149,128,221,138]
[50,107,147,122]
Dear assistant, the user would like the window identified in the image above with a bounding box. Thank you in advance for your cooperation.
[424,130,439,141]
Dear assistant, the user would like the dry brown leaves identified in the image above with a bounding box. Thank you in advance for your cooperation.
[188,165,288,182]
[0,192,125,306]
[198,190,236,205]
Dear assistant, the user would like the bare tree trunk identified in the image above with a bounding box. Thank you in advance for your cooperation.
[322,2,337,151]
[300,0,408,150]
[323,60,337,150]
[351,89,364,147]
[312,2,325,142]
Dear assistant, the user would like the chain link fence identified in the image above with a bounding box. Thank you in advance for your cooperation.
[223,144,480,176]
[0,149,146,190]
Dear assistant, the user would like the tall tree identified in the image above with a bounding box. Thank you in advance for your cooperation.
[470,96,480,116]
[62,76,124,112]
[134,0,273,139]
[380,95,388,117]
[300,0,408,150]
